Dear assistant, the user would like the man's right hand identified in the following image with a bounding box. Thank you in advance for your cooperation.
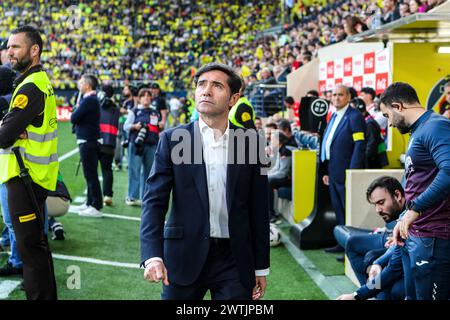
[322,175,329,186]
[144,260,169,285]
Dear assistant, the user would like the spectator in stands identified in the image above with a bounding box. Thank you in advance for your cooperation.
[169,95,182,127]
[306,90,319,98]
[409,0,420,13]
[1,39,11,67]
[277,119,298,148]
[301,51,313,65]
[399,2,411,17]
[380,82,450,300]
[351,98,388,169]
[255,117,263,131]
[150,83,168,130]
[344,16,369,36]
[99,85,121,206]
[360,87,388,139]
[71,74,103,218]
[321,84,366,253]
[283,96,296,123]
[264,122,278,146]
[124,88,160,206]
[439,81,450,119]
[381,0,401,24]
[267,131,292,224]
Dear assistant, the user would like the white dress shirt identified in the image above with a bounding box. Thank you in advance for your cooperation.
[198,117,230,238]
[324,105,348,160]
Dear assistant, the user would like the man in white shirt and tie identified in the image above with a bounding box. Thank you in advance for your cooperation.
[321,84,366,253]
[140,62,270,300]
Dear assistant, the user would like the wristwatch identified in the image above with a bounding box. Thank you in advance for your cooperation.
[407,200,422,216]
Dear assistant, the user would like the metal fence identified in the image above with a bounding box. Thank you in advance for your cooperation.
[245,83,287,117]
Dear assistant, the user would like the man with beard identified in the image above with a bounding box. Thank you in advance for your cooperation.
[336,176,408,300]
[0,25,58,299]
[334,176,405,280]
[380,82,450,300]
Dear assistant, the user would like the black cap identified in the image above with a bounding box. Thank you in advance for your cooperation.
[150,83,160,89]
[0,39,7,51]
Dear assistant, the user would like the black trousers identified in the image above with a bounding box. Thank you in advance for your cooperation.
[79,141,103,210]
[99,146,115,197]
[161,238,252,300]
[6,177,57,300]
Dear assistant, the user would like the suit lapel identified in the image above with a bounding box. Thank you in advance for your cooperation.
[331,106,351,146]
[191,121,209,214]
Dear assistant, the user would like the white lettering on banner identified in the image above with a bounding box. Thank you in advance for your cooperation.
[334,58,343,79]
[57,107,72,122]
[352,53,364,76]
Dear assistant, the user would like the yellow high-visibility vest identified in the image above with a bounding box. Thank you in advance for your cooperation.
[0,70,59,191]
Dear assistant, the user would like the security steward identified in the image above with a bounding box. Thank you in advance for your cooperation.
[0,26,58,300]
[229,82,256,129]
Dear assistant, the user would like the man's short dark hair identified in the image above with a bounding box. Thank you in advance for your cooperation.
[11,25,43,57]
[277,119,292,133]
[81,74,98,91]
[102,84,114,98]
[380,82,420,108]
[306,90,319,97]
[265,122,278,130]
[366,176,404,203]
[284,96,295,105]
[360,87,376,100]
[193,62,241,95]
[255,116,261,121]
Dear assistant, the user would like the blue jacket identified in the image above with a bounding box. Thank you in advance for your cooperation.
[326,106,366,184]
[140,121,270,288]
[70,95,100,141]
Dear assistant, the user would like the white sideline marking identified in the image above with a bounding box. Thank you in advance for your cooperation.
[69,205,141,222]
[0,280,21,299]
[51,253,140,269]
[59,148,79,162]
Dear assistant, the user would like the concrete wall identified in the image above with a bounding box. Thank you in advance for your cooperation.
[286,58,319,101]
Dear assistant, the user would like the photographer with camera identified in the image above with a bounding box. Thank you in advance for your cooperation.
[124,88,160,206]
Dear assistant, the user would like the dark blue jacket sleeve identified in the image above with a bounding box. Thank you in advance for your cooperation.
[356,245,403,300]
[349,110,366,169]
[140,131,173,265]
[70,99,88,124]
[414,119,450,212]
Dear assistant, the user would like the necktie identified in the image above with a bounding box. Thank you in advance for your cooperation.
[320,113,337,162]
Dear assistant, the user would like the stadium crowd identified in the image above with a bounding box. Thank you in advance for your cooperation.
[0,0,444,93]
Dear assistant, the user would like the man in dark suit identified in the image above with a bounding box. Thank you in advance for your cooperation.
[321,84,366,252]
[140,63,270,300]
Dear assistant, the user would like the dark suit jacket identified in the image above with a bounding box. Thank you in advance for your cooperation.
[326,106,366,184]
[140,121,269,289]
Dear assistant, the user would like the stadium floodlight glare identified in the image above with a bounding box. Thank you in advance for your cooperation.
[437,46,450,54]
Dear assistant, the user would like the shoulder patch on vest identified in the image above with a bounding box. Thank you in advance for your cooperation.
[13,94,28,109]
[241,112,251,122]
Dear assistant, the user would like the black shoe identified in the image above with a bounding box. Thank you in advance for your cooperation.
[324,245,344,253]
[336,255,345,263]
[51,222,65,240]
[0,262,23,276]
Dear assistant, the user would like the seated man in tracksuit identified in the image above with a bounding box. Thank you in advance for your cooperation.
[334,176,405,284]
